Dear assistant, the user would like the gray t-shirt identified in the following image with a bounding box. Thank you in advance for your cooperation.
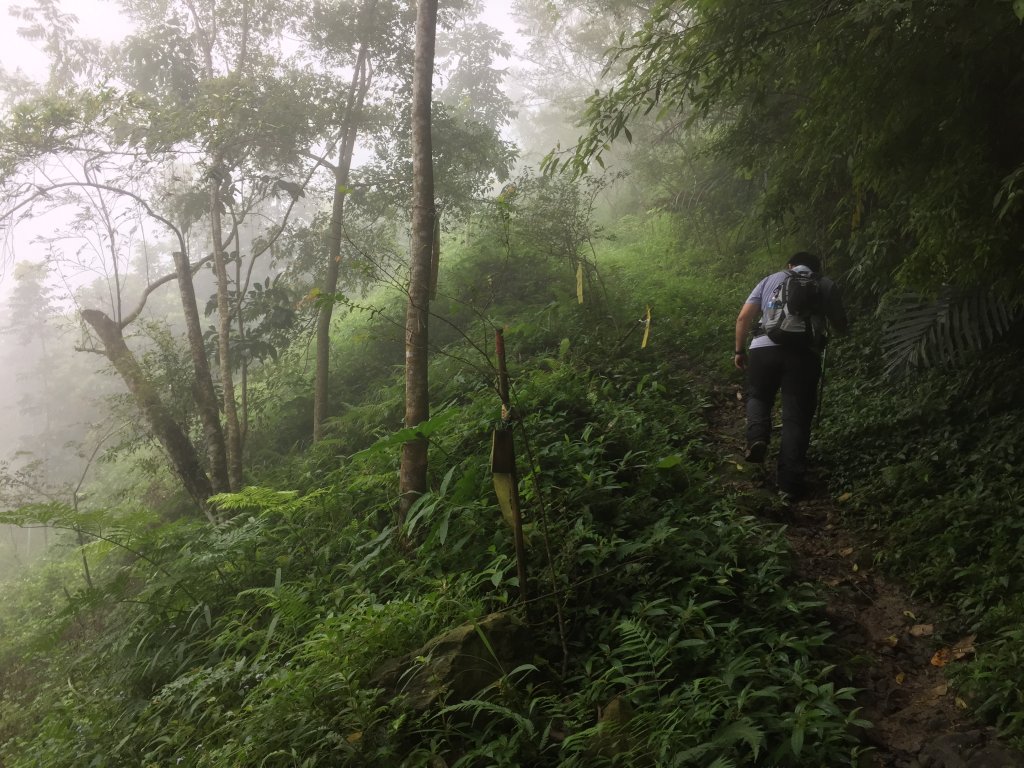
[745,267,847,350]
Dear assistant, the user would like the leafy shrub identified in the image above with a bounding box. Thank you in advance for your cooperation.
[817,323,1024,743]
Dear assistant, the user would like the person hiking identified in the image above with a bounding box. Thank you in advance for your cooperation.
[733,251,849,500]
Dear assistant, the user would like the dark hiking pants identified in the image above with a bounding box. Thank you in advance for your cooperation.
[745,345,821,496]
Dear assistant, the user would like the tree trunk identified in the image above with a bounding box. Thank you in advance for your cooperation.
[398,0,439,521]
[312,164,348,444]
[81,309,214,517]
[169,248,229,494]
[312,42,370,443]
[234,255,250,446]
[210,167,244,490]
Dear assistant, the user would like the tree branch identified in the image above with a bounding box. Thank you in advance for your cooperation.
[2,179,189,258]
[118,252,215,328]
[301,149,340,174]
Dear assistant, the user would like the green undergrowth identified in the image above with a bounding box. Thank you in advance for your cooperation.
[816,323,1024,744]
[1,359,867,766]
[589,212,778,371]
[0,209,866,766]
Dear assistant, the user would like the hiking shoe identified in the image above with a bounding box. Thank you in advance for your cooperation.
[744,441,767,463]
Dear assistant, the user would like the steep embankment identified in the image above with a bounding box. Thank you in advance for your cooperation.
[4,204,1023,766]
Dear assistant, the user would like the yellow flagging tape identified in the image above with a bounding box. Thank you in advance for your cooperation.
[576,263,584,304]
[641,305,652,349]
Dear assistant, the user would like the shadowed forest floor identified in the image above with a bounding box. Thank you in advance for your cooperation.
[708,378,1024,768]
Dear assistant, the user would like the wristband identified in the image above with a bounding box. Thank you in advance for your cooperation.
[734,350,746,356]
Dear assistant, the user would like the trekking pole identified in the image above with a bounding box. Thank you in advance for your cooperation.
[816,344,828,427]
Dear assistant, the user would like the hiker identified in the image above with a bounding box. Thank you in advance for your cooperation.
[733,252,849,499]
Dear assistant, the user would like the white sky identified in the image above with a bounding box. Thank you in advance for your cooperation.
[0,0,527,287]
[0,0,524,82]
[0,0,121,80]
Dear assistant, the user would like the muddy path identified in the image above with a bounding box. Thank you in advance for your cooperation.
[707,379,1024,768]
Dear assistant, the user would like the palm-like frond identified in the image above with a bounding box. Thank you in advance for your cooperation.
[881,290,1023,375]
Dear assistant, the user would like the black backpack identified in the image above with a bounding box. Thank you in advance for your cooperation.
[761,270,824,345]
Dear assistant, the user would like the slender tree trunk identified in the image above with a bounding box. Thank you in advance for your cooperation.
[169,247,229,494]
[312,165,348,443]
[81,309,214,517]
[312,43,370,443]
[234,256,249,445]
[209,165,244,490]
[398,0,439,520]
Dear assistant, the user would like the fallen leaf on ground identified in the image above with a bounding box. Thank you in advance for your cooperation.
[895,672,906,685]
[931,636,977,667]
[886,635,900,647]
[909,624,934,637]
[952,634,976,658]
[956,697,968,710]
[932,684,949,697]
[838,546,854,557]
[903,610,918,620]
[837,492,852,502]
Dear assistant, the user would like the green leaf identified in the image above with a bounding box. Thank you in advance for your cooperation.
[403,492,437,536]
[349,409,458,461]
[881,290,1023,375]
[790,722,805,756]
[656,454,683,469]
[438,511,450,545]
[714,720,764,760]
[259,613,279,657]
[438,464,457,497]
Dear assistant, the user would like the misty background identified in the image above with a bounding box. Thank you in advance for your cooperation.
[0,0,634,575]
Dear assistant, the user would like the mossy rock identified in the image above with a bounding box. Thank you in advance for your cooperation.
[372,611,533,711]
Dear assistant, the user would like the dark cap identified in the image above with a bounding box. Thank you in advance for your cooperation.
[788,251,821,273]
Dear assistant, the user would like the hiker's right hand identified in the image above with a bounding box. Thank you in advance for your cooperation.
[734,352,747,371]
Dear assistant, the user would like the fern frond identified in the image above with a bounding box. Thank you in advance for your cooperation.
[615,619,674,690]
[713,719,764,760]
[437,698,537,736]
[881,290,1023,375]
[0,501,71,526]
[209,486,299,513]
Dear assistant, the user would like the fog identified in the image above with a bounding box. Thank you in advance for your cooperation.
[0,0,621,577]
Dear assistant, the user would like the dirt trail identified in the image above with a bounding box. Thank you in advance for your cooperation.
[709,381,1024,768]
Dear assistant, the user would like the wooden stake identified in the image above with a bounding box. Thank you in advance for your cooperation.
[492,329,528,602]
